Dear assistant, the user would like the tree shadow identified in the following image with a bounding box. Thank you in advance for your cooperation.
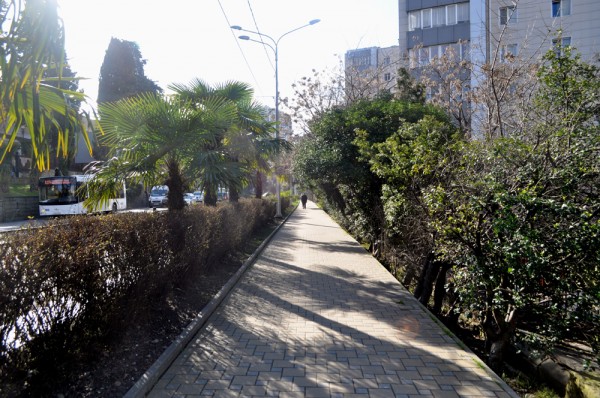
[152,253,514,397]
[147,202,516,397]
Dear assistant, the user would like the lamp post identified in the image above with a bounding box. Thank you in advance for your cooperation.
[232,19,320,218]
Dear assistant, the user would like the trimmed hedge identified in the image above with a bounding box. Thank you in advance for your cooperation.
[0,198,275,392]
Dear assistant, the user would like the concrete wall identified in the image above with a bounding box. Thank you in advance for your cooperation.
[0,197,39,222]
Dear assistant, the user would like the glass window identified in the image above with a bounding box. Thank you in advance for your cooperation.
[419,47,430,65]
[408,48,417,68]
[461,42,470,61]
[552,0,571,17]
[422,9,432,29]
[552,37,571,55]
[409,10,421,30]
[500,6,517,25]
[457,2,469,23]
[433,7,445,27]
[447,4,457,25]
[440,44,451,57]
[501,44,518,61]
[384,73,392,82]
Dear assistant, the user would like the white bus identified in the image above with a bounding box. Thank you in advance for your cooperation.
[38,175,126,216]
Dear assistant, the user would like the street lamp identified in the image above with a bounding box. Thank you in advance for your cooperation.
[232,19,320,218]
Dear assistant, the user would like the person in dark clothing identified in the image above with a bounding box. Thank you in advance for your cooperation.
[301,193,308,209]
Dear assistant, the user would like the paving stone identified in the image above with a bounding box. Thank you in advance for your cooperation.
[305,387,330,397]
[241,385,268,396]
[176,383,204,394]
[368,388,396,397]
[145,202,518,398]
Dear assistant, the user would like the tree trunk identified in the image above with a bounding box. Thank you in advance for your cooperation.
[484,308,518,373]
[204,182,218,206]
[165,159,185,211]
[229,184,240,203]
[255,171,263,199]
[419,261,441,307]
[414,253,433,301]
[432,262,452,314]
[402,262,419,287]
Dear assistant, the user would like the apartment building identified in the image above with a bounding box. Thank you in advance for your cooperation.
[402,1,472,66]
[488,0,600,63]
[400,0,600,67]
[344,46,401,98]
[343,1,599,105]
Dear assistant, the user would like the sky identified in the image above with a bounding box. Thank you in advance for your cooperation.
[56,0,399,112]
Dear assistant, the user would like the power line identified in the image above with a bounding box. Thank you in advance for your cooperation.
[247,0,275,71]
[217,0,263,93]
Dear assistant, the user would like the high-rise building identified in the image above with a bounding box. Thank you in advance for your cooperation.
[400,0,600,67]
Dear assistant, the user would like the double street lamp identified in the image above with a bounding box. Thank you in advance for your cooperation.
[231,19,320,218]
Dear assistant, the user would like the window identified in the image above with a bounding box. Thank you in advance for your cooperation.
[440,44,450,57]
[447,4,457,25]
[552,0,571,17]
[352,55,370,67]
[408,49,417,68]
[552,36,571,55]
[460,42,470,61]
[409,10,421,30]
[419,47,430,66]
[422,9,432,29]
[457,2,469,23]
[501,44,518,61]
[500,6,517,25]
[384,73,392,82]
[383,56,390,65]
[433,7,445,27]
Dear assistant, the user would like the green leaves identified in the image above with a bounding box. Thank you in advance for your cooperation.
[1,0,90,169]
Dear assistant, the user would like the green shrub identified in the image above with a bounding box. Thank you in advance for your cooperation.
[0,198,275,392]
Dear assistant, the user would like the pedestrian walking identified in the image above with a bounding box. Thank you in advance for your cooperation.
[301,193,308,209]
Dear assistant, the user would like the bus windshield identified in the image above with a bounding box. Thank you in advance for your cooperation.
[39,177,80,205]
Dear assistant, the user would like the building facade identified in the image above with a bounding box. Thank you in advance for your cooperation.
[344,46,401,98]
[399,0,600,67]
[487,0,600,63]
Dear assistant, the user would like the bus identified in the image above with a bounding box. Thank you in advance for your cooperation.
[38,175,126,216]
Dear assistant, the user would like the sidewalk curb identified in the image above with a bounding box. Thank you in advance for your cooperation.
[124,204,298,398]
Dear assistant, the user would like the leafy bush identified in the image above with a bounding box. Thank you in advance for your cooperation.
[0,198,275,392]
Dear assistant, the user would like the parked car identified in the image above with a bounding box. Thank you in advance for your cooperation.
[193,191,204,203]
[184,193,195,205]
[217,188,228,201]
[149,185,168,207]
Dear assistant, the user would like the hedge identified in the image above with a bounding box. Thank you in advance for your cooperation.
[0,198,276,392]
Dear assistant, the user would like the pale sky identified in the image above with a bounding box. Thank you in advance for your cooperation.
[57,0,399,111]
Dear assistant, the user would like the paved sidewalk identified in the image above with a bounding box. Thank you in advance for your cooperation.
[146,201,518,397]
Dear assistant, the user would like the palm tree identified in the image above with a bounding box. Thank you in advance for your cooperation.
[90,92,237,211]
[1,0,91,170]
[170,79,288,205]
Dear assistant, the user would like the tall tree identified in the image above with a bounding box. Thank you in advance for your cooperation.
[170,79,283,206]
[89,91,238,211]
[89,80,278,211]
[97,37,161,104]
